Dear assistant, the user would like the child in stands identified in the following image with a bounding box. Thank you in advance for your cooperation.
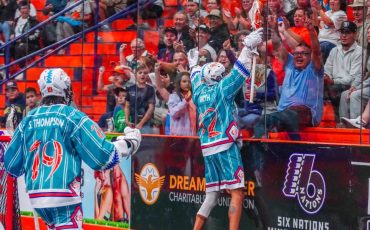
[113,87,130,133]
[23,87,39,117]
[125,62,156,134]
[167,72,196,136]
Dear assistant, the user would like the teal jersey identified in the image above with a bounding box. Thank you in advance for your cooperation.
[191,61,250,156]
[4,104,119,208]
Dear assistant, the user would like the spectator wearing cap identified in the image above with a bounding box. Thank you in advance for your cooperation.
[97,64,125,129]
[349,0,370,47]
[339,22,370,122]
[158,27,177,62]
[2,80,26,128]
[173,12,195,52]
[206,9,230,53]
[185,0,208,29]
[187,24,217,64]
[324,21,363,123]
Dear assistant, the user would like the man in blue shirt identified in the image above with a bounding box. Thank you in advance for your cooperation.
[253,16,323,140]
[247,16,323,202]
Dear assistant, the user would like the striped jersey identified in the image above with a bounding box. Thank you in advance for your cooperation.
[191,61,250,156]
[4,104,120,208]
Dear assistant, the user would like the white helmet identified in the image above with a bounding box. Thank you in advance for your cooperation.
[38,68,72,103]
[200,62,226,86]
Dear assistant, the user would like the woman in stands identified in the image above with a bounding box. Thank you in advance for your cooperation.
[217,48,233,73]
[223,0,253,31]
[167,72,196,136]
[312,0,347,63]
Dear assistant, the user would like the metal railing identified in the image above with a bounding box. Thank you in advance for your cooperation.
[0,0,157,85]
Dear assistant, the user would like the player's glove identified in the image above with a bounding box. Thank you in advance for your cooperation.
[243,28,263,50]
[237,28,263,70]
[113,127,142,158]
[188,49,199,69]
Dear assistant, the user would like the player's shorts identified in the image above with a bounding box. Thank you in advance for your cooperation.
[34,203,83,230]
[204,144,245,192]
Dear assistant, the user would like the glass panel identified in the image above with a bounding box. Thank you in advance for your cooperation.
[1,0,369,144]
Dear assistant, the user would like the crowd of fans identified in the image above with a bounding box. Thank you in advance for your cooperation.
[2,0,370,136]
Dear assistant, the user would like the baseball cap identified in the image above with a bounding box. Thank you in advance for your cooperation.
[196,24,211,33]
[5,80,18,90]
[207,9,222,18]
[339,21,357,33]
[349,0,366,7]
[114,65,132,74]
[164,26,178,36]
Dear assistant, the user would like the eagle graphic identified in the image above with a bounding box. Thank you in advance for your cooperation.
[135,173,165,201]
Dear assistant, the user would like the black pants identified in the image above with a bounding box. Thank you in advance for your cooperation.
[325,83,350,122]
[253,105,313,141]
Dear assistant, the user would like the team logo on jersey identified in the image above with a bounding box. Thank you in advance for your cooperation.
[283,153,326,214]
[135,163,165,205]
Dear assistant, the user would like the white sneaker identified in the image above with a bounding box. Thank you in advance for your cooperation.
[341,116,367,129]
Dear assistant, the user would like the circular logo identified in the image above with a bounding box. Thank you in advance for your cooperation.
[135,163,165,205]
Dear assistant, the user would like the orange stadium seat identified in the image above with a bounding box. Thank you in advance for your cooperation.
[44,56,95,68]
[100,55,120,69]
[86,31,138,43]
[111,19,135,31]
[267,127,370,144]
[81,80,93,95]
[162,7,178,18]
[318,101,336,128]
[36,11,49,22]
[69,43,117,55]
[82,96,93,106]
[0,95,5,108]
[164,19,174,27]
[164,0,178,6]
[144,30,160,54]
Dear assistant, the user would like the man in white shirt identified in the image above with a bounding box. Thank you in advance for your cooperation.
[187,24,217,64]
[324,21,363,123]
